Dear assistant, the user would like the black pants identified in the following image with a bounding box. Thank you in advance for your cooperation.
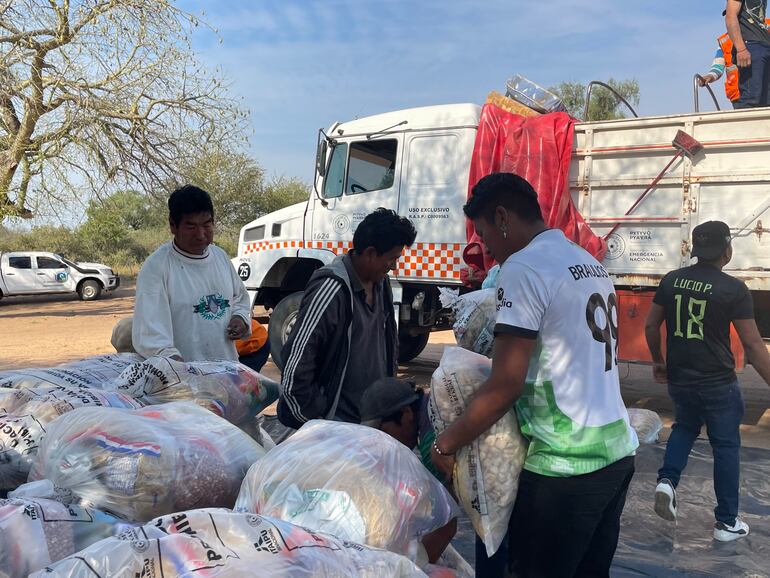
[506,456,635,578]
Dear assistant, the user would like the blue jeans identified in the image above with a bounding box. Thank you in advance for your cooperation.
[658,380,744,525]
[735,41,770,108]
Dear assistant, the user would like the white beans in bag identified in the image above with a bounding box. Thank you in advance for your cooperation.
[429,347,528,557]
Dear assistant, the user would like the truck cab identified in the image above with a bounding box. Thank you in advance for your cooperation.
[0,252,120,301]
[233,104,481,366]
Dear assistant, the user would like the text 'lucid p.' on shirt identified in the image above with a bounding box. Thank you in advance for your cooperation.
[653,263,754,387]
[495,230,638,477]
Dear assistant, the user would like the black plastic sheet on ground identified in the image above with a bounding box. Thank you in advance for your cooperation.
[613,441,769,577]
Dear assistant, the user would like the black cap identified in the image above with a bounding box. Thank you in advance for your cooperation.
[691,221,731,261]
[359,378,420,428]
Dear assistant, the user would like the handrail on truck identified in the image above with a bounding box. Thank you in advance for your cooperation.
[693,74,722,113]
[583,81,639,121]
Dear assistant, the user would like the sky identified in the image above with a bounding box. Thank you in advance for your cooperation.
[178,0,733,183]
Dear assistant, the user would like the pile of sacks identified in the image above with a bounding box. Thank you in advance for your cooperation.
[0,354,469,577]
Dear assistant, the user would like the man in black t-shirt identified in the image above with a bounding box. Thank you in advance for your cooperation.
[646,221,770,542]
[726,0,770,107]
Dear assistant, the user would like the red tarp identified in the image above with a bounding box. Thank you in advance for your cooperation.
[462,105,607,286]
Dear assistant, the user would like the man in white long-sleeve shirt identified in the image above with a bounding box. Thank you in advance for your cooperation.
[132,185,251,361]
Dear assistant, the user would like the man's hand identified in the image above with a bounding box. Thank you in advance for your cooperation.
[698,73,718,86]
[652,362,667,384]
[736,47,752,68]
[226,316,249,340]
[431,442,456,481]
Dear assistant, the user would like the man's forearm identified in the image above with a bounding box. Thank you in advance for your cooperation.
[746,341,770,386]
[645,326,665,363]
[726,11,746,51]
[437,379,521,455]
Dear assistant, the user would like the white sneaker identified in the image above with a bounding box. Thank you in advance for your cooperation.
[654,479,677,521]
[714,517,750,542]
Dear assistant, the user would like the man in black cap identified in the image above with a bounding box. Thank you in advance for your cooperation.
[359,378,457,563]
[645,220,770,542]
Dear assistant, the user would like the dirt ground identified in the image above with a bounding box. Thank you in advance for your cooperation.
[2,282,769,449]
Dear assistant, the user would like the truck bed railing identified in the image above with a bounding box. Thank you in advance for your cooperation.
[693,74,721,113]
[583,81,639,121]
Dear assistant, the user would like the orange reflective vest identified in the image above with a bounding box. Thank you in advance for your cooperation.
[718,33,741,102]
[718,19,770,102]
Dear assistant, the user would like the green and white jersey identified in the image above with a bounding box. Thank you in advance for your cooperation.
[495,230,638,477]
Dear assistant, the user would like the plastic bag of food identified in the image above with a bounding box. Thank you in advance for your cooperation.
[29,401,266,522]
[235,420,458,557]
[627,408,663,444]
[429,347,528,557]
[0,496,129,578]
[109,356,280,426]
[31,509,428,578]
[0,386,142,491]
[0,354,141,391]
[439,288,496,357]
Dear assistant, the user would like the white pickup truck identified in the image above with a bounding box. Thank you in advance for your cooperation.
[233,99,770,367]
[0,252,120,301]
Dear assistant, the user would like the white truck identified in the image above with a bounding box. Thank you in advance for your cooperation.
[0,251,120,301]
[233,102,770,367]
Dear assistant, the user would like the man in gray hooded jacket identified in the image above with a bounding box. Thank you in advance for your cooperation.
[277,208,417,429]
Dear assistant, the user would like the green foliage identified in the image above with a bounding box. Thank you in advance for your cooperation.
[0,151,310,275]
[550,78,641,121]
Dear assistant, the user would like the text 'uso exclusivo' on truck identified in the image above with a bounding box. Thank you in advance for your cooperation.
[233,94,770,369]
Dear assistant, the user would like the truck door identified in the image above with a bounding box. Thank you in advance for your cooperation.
[2,255,40,294]
[313,137,401,245]
[35,255,73,292]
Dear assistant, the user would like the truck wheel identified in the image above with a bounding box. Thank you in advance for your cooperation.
[78,280,102,301]
[398,332,430,363]
[269,291,304,371]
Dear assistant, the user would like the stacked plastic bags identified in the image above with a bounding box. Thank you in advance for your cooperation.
[31,509,428,577]
[0,496,128,578]
[235,420,459,558]
[429,347,528,557]
[439,288,496,357]
[0,354,142,391]
[0,385,142,490]
[29,402,266,522]
[108,356,280,426]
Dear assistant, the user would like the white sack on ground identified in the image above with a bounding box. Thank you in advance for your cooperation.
[235,420,459,557]
[31,509,428,578]
[439,288,496,357]
[109,357,280,426]
[0,354,142,391]
[429,347,528,557]
[0,497,128,578]
[29,402,266,522]
[0,386,142,491]
[627,408,663,444]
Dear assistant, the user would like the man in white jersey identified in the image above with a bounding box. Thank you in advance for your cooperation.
[132,185,252,361]
[432,173,638,578]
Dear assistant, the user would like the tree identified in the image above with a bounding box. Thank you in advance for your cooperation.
[0,0,247,220]
[176,147,310,236]
[550,78,640,121]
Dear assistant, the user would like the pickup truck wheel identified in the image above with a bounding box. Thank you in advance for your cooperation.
[78,280,102,301]
[398,332,430,363]
[269,291,304,371]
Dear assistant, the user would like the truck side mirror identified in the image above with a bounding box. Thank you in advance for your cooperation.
[316,139,328,178]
